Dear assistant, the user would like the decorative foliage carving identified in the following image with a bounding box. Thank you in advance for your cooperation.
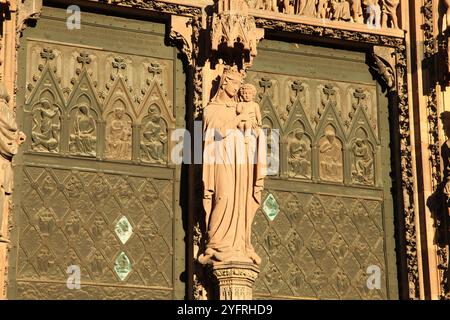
[394,43,419,299]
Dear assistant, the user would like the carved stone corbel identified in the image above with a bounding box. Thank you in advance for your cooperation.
[170,15,194,66]
[370,46,397,91]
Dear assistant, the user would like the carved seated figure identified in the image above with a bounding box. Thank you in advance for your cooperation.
[31,99,59,153]
[352,138,374,184]
[140,105,167,164]
[106,107,132,160]
[287,129,311,178]
[70,104,96,156]
[319,127,343,182]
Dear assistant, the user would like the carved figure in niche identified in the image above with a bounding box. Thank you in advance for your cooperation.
[140,104,167,164]
[381,0,399,28]
[262,120,278,175]
[351,137,374,185]
[90,251,105,274]
[287,129,311,178]
[335,270,350,295]
[69,104,97,156]
[38,207,55,236]
[198,67,267,266]
[237,84,262,144]
[66,176,83,199]
[349,0,363,23]
[297,0,317,16]
[319,126,343,182]
[331,0,351,21]
[364,0,381,28]
[91,178,110,203]
[91,216,105,240]
[65,215,81,238]
[31,99,60,153]
[0,84,25,242]
[37,248,52,273]
[106,106,132,160]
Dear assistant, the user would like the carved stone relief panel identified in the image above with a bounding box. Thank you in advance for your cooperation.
[11,9,185,300]
[253,189,388,300]
[30,97,61,153]
[246,41,395,300]
[69,104,98,157]
[24,40,176,165]
[15,166,175,299]
[286,124,312,179]
[245,69,380,185]
[140,104,168,164]
[105,101,133,161]
[247,0,401,29]
[318,125,343,183]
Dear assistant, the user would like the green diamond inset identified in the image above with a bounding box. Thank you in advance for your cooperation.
[114,252,132,281]
[115,216,133,244]
[262,193,280,221]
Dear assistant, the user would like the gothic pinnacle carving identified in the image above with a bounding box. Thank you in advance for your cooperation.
[211,0,264,70]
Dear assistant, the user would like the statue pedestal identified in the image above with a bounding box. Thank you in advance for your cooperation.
[210,262,259,300]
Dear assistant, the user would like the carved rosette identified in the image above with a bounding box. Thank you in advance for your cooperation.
[210,262,260,300]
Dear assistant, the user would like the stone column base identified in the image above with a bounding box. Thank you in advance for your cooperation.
[210,262,260,300]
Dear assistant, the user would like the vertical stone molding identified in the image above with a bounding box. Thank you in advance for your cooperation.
[0,0,41,299]
[211,262,260,300]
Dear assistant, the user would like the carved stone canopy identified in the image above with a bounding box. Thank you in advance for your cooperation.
[211,0,264,70]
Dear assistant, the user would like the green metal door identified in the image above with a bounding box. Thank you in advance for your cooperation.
[250,40,398,300]
[8,6,186,299]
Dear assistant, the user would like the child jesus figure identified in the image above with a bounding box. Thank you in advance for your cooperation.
[236,84,262,144]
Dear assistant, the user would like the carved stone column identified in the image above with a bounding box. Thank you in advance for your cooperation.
[211,262,260,300]
[0,0,41,299]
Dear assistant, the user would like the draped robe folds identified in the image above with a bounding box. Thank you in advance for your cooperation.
[200,101,266,265]
[0,100,24,241]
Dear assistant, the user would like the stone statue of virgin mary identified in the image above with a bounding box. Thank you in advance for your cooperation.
[198,67,266,266]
